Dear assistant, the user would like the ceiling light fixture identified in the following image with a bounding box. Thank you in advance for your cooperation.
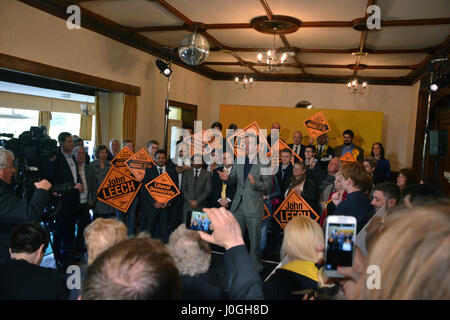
[347,79,367,95]
[257,31,287,73]
[235,65,253,90]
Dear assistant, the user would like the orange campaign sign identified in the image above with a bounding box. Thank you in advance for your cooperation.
[145,171,181,203]
[304,112,331,140]
[273,189,319,229]
[271,139,303,166]
[125,148,155,181]
[340,151,357,163]
[111,146,135,177]
[97,166,142,213]
[261,204,271,221]
[226,121,270,158]
[182,130,222,156]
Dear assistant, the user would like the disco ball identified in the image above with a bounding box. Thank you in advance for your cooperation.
[178,32,210,66]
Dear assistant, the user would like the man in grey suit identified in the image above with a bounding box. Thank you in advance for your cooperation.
[219,134,272,271]
[334,129,364,162]
[182,155,212,222]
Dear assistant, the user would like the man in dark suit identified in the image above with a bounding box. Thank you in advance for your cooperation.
[210,152,236,209]
[334,129,364,162]
[314,133,335,169]
[331,162,374,233]
[288,130,306,161]
[49,132,82,267]
[140,149,178,244]
[276,148,293,201]
[182,155,212,222]
[0,222,68,300]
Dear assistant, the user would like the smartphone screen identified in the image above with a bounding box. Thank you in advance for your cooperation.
[325,222,356,271]
[186,210,213,234]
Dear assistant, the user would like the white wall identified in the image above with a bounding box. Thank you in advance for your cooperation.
[210,81,420,171]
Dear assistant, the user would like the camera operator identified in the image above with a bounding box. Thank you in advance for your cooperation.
[49,132,82,268]
[0,148,52,264]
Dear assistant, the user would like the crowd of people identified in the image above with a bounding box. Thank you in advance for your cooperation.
[0,120,448,300]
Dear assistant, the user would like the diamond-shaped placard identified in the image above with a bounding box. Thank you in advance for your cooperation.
[273,189,319,229]
[145,172,180,203]
[226,121,270,158]
[111,146,135,177]
[340,151,357,163]
[125,148,155,181]
[304,111,331,140]
[97,166,142,213]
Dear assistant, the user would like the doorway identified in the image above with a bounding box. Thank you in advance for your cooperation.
[167,100,197,158]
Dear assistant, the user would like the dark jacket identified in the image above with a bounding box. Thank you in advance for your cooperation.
[263,267,318,300]
[333,190,373,233]
[140,164,179,210]
[0,180,49,263]
[180,273,228,300]
[287,143,306,161]
[0,259,68,300]
[276,163,293,200]
[286,177,320,214]
[210,166,237,208]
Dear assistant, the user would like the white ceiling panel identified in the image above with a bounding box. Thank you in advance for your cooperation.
[288,28,361,49]
[207,65,253,73]
[81,0,182,27]
[205,51,239,63]
[140,30,190,48]
[253,66,303,74]
[167,0,267,24]
[378,0,450,20]
[208,29,282,48]
[366,25,450,49]
[297,53,357,65]
[270,0,367,21]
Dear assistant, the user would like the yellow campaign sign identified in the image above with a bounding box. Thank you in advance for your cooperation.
[125,148,155,181]
[304,111,331,140]
[226,121,270,158]
[271,139,303,166]
[97,166,142,213]
[145,172,181,203]
[340,151,357,163]
[273,189,319,229]
[111,146,135,177]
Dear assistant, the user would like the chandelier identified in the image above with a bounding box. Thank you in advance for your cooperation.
[235,65,254,90]
[347,79,367,95]
[257,33,287,73]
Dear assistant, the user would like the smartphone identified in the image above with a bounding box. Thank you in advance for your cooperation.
[186,210,213,234]
[324,215,357,278]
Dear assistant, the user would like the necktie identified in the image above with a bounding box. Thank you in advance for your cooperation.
[319,146,323,155]
[194,169,199,184]
[282,167,286,179]
[159,168,163,175]
[294,145,298,154]
[244,156,251,182]
[221,183,227,199]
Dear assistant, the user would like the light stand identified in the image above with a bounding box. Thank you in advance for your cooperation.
[163,74,171,151]
[421,57,448,180]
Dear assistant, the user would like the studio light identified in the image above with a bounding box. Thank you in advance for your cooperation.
[156,58,172,77]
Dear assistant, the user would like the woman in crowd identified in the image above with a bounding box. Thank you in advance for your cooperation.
[87,145,115,219]
[285,161,319,213]
[371,142,391,183]
[319,171,347,227]
[396,168,419,192]
[263,216,324,299]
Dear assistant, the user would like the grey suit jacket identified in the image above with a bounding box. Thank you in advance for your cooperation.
[227,158,273,218]
[182,168,212,212]
[334,144,364,162]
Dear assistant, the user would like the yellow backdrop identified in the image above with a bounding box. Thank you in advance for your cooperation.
[219,104,384,157]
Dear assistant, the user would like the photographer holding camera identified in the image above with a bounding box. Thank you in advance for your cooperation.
[0,148,52,264]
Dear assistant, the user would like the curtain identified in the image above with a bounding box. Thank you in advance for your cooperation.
[122,94,137,145]
[95,91,109,145]
[38,111,52,134]
[79,114,92,141]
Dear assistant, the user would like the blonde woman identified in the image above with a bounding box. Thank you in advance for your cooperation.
[263,216,324,299]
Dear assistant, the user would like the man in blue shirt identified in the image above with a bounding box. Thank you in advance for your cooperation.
[334,129,364,162]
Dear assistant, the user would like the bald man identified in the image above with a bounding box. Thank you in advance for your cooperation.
[288,131,306,161]
[267,122,284,147]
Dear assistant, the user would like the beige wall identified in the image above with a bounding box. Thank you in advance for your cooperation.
[0,0,419,171]
[210,81,419,171]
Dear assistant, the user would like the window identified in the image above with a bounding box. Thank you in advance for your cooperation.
[0,107,39,137]
[49,112,81,141]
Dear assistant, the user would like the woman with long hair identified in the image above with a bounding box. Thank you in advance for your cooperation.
[371,142,391,183]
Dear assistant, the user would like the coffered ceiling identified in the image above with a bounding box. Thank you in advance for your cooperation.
[18,0,450,85]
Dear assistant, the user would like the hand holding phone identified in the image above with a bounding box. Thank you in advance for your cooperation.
[324,215,357,278]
